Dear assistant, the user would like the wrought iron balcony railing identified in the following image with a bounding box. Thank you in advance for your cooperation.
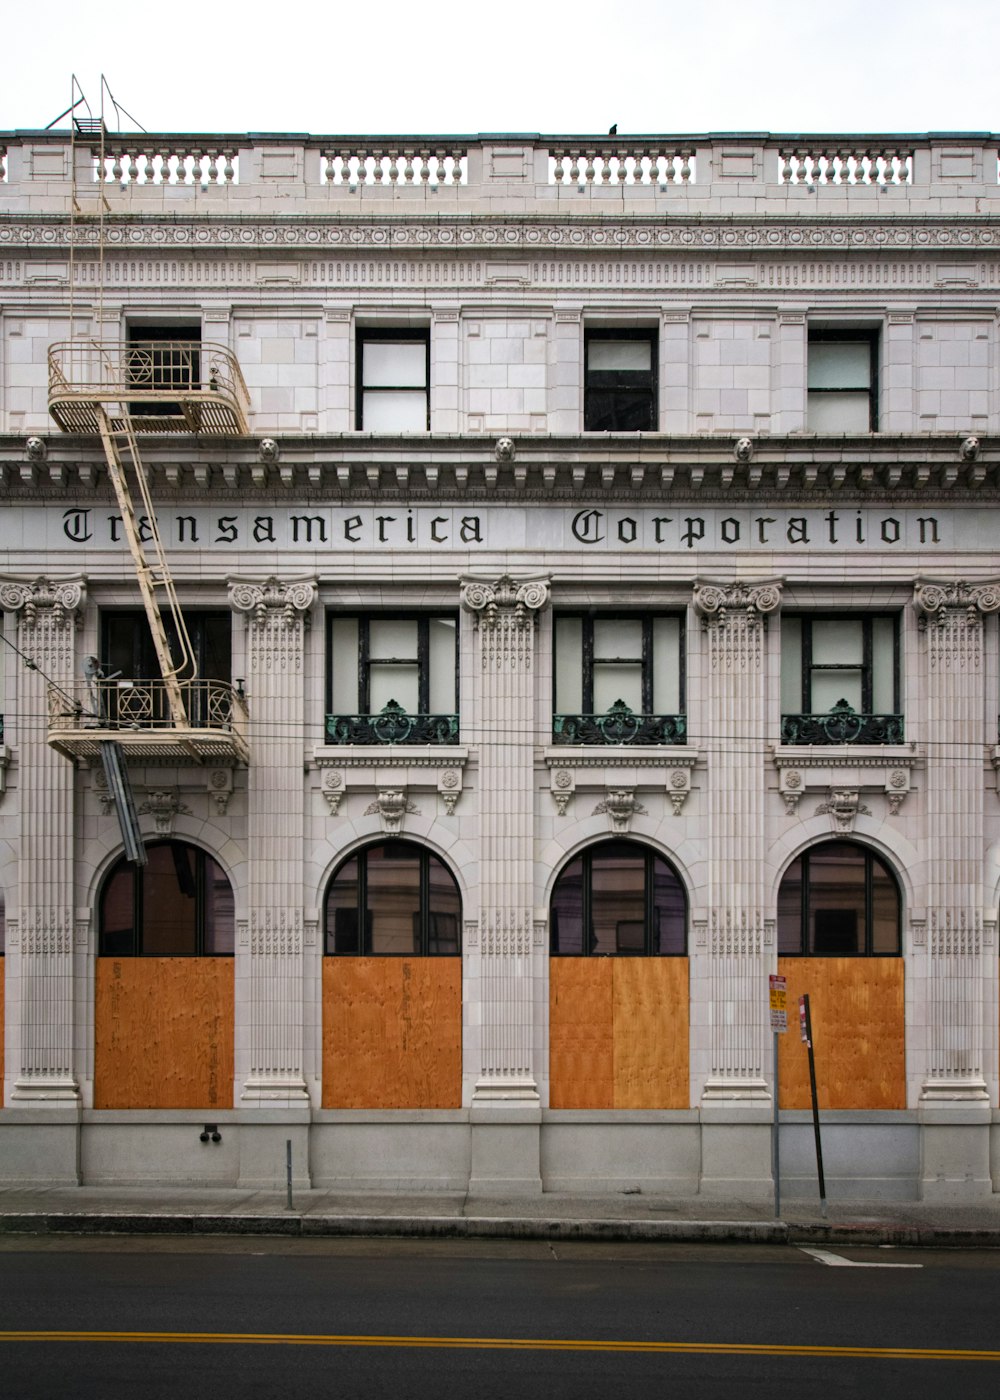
[47,339,250,436]
[47,678,249,764]
[326,700,459,745]
[781,701,904,746]
[553,701,686,746]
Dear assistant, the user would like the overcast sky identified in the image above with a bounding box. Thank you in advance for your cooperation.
[2,0,996,137]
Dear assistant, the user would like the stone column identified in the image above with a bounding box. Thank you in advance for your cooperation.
[229,578,316,1174]
[460,573,549,1194]
[0,578,84,1123]
[913,578,998,1198]
[692,579,781,1196]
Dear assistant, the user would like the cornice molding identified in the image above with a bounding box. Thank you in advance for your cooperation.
[3,215,1000,254]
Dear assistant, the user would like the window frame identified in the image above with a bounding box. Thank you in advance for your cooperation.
[777,840,902,957]
[584,327,658,432]
[807,328,879,433]
[792,613,899,716]
[326,610,459,743]
[98,839,234,958]
[356,327,431,431]
[552,611,686,745]
[324,840,462,957]
[101,609,232,685]
[549,840,687,957]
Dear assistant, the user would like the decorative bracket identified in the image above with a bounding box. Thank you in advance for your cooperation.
[814,787,871,834]
[593,788,647,834]
[138,789,191,836]
[365,788,420,834]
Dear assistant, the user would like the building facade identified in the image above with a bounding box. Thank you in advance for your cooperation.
[0,128,998,1199]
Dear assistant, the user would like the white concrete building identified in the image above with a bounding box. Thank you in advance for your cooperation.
[0,126,998,1199]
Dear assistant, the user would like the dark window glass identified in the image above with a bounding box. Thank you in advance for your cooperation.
[357,330,429,431]
[584,330,657,431]
[98,840,233,957]
[777,841,901,956]
[127,322,201,415]
[102,611,231,685]
[325,841,461,956]
[780,614,900,744]
[550,841,686,956]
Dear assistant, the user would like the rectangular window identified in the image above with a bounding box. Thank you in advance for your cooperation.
[781,615,901,744]
[357,329,430,431]
[100,610,231,727]
[126,322,202,415]
[807,330,878,432]
[584,329,657,431]
[553,613,684,744]
[327,613,458,744]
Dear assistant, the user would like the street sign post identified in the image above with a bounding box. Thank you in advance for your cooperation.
[799,993,827,1219]
[768,975,787,1218]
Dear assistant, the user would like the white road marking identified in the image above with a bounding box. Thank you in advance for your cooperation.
[799,1246,922,1269]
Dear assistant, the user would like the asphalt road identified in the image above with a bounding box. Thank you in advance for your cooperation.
[1,1235,998,1399]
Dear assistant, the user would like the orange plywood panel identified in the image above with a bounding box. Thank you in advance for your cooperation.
[549,959,614,1109]
[612,958,689,1109]
[777,958,905,1110]
[94,958,234,1110]
[323,958,461,1109]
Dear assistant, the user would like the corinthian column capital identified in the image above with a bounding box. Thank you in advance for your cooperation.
[693,578,782,622]
[460,573,550,627]
[0,575,85,629]
[228,576,317,628]
[913,577,1000,619]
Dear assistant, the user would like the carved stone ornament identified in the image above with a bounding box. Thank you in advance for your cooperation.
[960,435,981,462]
[208,768,233,815]
[734,436,753,463]
[437,767,462,815]
[258,437,280,463]
[0,576,84,628]
[693,578,782,622]
[914,578,1000,620]
[593,788,647,834]
[495,435,515,462]
[25,435,47,462]
[815,788,871,833]
[138,790,191,836]
[885,767,910,816]
[322,769,344,816]
[780,768,804,815]
[365,788,419,833]
[229,576,317,628]
[460,573,550,628]
[668,767,691,815]
[551,767,574,816]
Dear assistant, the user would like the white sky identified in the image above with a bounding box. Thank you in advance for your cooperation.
[2,0,997,137]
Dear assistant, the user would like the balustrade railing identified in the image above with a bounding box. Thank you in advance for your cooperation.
[549,146,694,185]
[321,148,467,186]
[553,702,686,746]
[781,705,904,745]
[326,701,459,745]
[96,147,238,184]
[777,147,913,185]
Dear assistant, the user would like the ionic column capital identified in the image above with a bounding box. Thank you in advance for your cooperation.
[460,573,550,627]
[692,578,782,623]
[0,575,85,629]
[228,576,317,628]
[913,577,1000,619]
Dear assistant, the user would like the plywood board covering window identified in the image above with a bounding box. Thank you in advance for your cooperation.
[777,957,905,1109]
[322,958,462,1108]
[549,958,689,1108]
[94,958,234,1109]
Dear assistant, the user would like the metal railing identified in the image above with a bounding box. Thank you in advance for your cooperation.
[781,707,904,745]
[326,701,459,745]
[553,702,686,745]
[47,339,250,436]
[51,677,245,732]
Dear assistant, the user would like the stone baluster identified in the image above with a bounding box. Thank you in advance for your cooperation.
[679,149,693,183]
[0,576,85,1104]
[913,579,999,1197]
[694,580,781,1109]
[552,148,565,184]
[229,577,317,1106]
[461,575,549,1192]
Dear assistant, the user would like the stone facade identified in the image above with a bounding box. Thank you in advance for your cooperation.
[0,128,999,1197]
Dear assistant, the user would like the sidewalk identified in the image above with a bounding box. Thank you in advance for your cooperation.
[1,1184,999,1248]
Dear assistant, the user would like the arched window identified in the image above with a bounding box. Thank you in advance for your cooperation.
[325,840,461,956]
[550,840,686,955]
[99,841,234,956]
[777,841,900,956]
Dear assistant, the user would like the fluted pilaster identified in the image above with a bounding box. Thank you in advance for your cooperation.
[230,576,316,1103]
[461,574,549,1101]
[0,576,84,1101]
[914,578,999,1100]
[694,579,781,1099]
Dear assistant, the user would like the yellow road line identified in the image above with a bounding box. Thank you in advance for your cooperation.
[0,1332,997,1361]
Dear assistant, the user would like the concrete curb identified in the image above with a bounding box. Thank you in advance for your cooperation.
[0,1212,998,1247]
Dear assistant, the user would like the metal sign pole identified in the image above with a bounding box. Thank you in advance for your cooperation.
[800,993,827,1219]
[768,973,787,1220]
